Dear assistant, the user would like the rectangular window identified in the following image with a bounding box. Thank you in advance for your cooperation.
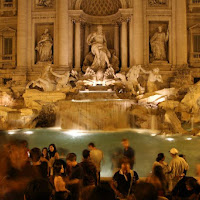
[3,38,12,55]
[4,0,13,7]
[193,35,200,52]
[193,0,200,4]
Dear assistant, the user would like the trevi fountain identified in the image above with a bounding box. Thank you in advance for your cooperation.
[0,0,200,134]
[1,0,200,177]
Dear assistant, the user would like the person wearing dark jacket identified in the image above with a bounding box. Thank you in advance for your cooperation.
[80,149,97,187]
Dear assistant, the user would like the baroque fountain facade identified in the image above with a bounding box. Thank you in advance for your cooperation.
[0,0,200,134]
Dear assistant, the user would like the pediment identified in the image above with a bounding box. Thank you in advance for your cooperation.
[0,27,16,33]
[189,23,200,30]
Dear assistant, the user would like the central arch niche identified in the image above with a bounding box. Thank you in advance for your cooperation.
[80,0,122,16]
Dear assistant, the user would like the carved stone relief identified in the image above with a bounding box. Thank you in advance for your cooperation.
[149,22,169,63]
[35,24,54,64]
[35,0,54,8]
[148,0,168,7]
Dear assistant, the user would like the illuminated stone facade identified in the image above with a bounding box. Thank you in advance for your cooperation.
[0,0,199,88]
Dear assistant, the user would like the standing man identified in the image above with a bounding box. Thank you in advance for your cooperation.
[110,159,139,199]
[80,149,97,187]
[88,142,103,184]
[168,148,189,191]
[121,139,135,169]
[66,153,83,200]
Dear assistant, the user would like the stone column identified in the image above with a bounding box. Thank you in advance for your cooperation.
[132,0,144,65]
[84,24,90,57]
[74,19,81,71]
[129,17,134,66]
[68,18,74,68]
[15,0,28,86]
[176,0,187,65]
[58,0,69,69]
[114,23,119,58]
[120,18,128,72]
[17,0,28,68]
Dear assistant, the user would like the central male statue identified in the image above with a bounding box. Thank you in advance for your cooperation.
[87,25,111,71]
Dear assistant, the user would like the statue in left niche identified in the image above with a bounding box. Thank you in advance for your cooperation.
[37,0,53,7]
[35,28,53,63]
[26,64,55,92]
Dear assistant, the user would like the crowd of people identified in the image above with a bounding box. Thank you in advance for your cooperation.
[0,132,199,200]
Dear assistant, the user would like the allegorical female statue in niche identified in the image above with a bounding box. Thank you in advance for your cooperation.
[35,28,53,63]
[150,25,169,61]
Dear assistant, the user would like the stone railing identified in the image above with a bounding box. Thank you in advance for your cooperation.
[0,0,16,16]
[190,52,200,65]
[189,0,200,12]
[0,54,15,69]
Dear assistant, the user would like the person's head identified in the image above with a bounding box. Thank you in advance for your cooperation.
[132,182,158,200]
[153,165,165,181]
[169,148,178,157]
[82,149,90,159]
[7,139,29,170]
[120,158,131,173]
[88,142,95,151]
[185,177,198,191]
[49,144,56,153]
[30,148,41,162]
[97,25,103,34]
[66,153,77,167]
[42,147,48,157]
[53,160,64,176]
[158,26,162,33]
[121,139,129,149]
[24,179,53,200]
[179,154,186,161]
[156,153,165,162]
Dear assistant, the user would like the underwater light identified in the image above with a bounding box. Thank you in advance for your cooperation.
[62,130,85,138]
[8,131,15,135]
[186,137,192,141]
[24,131,33,135]
[166,138,174,142]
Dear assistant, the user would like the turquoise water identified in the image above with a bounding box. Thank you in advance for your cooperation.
[5,129,200,178]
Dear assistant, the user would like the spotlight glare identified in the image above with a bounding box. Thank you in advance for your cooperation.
[8,131,15,135]
[186,137,192,141]
[166,138,174,142]
[62,130,84,138]
[24,131,33,135]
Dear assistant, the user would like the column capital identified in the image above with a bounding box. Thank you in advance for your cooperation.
[119,15,131,23]
[72,16,83,24]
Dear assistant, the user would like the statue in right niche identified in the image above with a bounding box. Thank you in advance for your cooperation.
[150,25,169,62]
